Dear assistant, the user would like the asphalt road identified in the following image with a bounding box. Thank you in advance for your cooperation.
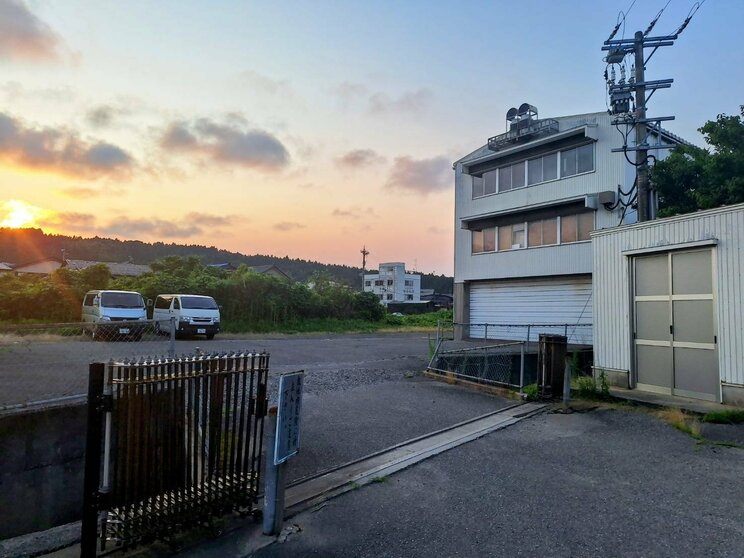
[0,332,432,407]
[255,407,744,558]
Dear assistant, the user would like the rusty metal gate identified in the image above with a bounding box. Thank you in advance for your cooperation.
[81,352,269,555]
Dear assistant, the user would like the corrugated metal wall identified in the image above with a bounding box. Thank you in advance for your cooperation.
[592,204,744,386]
[469,276,593,344]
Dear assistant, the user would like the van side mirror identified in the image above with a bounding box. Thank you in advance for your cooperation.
[147,299,153,307]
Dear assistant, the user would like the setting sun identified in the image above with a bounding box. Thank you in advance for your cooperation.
[0,200,41,229]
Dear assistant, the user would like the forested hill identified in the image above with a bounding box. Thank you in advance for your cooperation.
[0,228,453,293]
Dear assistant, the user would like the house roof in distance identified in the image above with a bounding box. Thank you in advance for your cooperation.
[66,259,151,277]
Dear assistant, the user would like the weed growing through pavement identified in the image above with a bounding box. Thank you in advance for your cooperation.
[573,371,611,401]
[657,408,703,440]
[370,476,388,484]
[522,383,538,401]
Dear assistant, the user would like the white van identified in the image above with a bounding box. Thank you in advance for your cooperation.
[152,294,220,339]
[81,290,148,340]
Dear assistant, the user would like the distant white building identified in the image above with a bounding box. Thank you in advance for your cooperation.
[364,263,421,305]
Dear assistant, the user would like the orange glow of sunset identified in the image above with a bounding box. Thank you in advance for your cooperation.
[0,200,43,229]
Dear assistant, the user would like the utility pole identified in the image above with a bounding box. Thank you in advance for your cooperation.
[633,30,649,222]
[602,4,704,222]
[360,245,369,291]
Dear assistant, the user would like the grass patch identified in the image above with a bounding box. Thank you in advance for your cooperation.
[572,371,612,401]
[657,408,703,440]
[370,476,388,484]
[522,383,538,402]
[702,409,744,424]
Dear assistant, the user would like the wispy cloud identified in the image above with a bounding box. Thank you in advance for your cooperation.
[0,0,63,62]
[335,148,384,169]
[85,105,133,128]
[369,88,433,116]
[331,207,376,219]
[58,187,102,199]
[238,70,294,97]
[161,117,290,172]
[273,221,305,232]
[0,112,134,179]
[0,81,74,103]
[385,156,451,195]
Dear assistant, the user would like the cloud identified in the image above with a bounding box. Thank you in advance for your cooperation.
[101,218,201,238]
[38,211,236,239]
[239,70,293,97]
[331,207,376,219]
[161,118,290,172]
[385,156,452,195]
[0,81,74,103]
[332,81,368,107]
[0,0,63,61]
[273,221,305,232]
[85,105,134,128]
[185,212,236,227]
[368,88,432,115]
[58,187,101,199]
[0,112,134,179]
[335,148,384,169]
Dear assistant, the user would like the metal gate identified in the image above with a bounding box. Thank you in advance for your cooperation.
[633,248,719,401]
[82,352,269,555]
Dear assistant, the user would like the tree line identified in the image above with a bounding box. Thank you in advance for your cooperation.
[0,228,454,293]
[0,256,385,326]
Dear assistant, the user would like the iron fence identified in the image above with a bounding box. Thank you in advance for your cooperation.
[82,352,269,555]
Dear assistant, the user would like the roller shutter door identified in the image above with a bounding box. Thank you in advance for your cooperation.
[469,276,593,344]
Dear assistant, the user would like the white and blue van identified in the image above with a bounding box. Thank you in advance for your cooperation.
[82,290,148,340]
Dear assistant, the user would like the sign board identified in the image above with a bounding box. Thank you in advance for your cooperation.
[274,370,304,465]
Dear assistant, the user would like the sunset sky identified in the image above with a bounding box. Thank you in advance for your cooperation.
[0,0,741,275]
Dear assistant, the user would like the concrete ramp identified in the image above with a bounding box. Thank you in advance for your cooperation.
[285,402,545,515]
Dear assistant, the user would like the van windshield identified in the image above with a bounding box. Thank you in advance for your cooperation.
[181,296,218,310]
[100,292,144,308]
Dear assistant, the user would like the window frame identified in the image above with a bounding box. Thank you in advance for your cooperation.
[470,142,595,199]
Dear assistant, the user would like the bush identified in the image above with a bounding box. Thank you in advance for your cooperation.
[573,371,611,400]
[702,409,744,424]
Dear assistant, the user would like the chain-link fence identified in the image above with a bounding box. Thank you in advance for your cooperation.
[0,319,179,410]
[429,321,595,391]
[428,341,528,388]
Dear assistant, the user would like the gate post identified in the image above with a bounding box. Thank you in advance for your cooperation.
[81,362,106,557]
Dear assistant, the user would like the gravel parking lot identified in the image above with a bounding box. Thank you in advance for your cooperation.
[0,332,433,407]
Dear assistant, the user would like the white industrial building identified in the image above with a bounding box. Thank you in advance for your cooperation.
[592,203,744,406]
[364,263,421,305]
[453,104,683,344]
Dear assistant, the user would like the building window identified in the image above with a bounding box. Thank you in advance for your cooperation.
[386,294,393,300]
[378,294,384,300]
[387,279,393,286]
[471,211,593,254]
[527,152,558,185]
[472,227,496,254]
[374,280,383,286]
[560,212,593,242]
[406,294,413,300]
[405,280,414,287]
[561,143,594,178]
[364,280,371,287]
[527,217,558,247]
[473,176,484,198]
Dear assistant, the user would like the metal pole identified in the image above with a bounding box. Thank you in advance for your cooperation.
[263,408,286,536]
[484,323,488,342]
[634,30,650,222]
[81,363,105,557]
[563,355,572,406]
[519,342,525,395]
[169,316,176,358]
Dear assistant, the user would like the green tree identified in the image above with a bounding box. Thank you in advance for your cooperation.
[652,106,744,217]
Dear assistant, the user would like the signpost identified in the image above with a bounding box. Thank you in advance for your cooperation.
[263,370,304,536]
